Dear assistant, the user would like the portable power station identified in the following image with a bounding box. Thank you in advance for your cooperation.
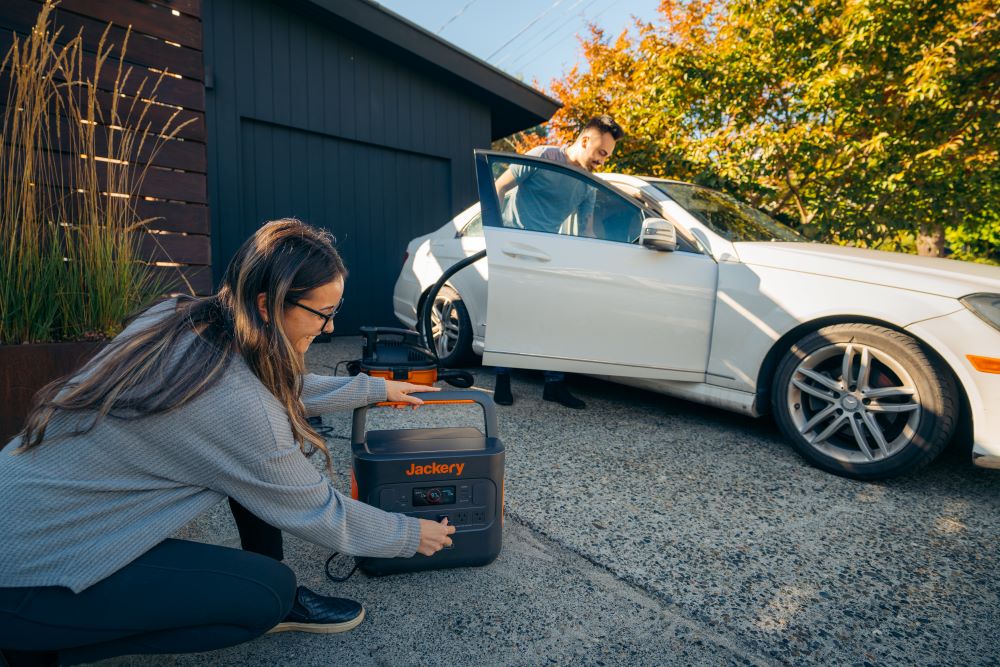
[355,326,473,388]
[350,390,504,576]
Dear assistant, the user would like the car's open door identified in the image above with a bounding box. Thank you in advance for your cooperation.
[473,150,718,381]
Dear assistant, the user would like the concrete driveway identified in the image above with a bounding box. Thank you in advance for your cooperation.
[96,337,1000,666]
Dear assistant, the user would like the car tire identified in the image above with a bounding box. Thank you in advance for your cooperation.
[771,323,957,480]
[421,285,475,367]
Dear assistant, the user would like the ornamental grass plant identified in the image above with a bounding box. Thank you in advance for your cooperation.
[0,1,193,345]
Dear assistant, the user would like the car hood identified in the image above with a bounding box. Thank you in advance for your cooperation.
[733,242,1000,299]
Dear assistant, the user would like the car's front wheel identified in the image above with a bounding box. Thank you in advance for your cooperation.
[420,285,475,367]
[772,323,958,480]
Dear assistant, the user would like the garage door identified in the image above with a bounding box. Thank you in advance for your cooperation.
[239,118,451,332]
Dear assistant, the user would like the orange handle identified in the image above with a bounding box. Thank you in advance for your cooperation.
[375,399,476,408]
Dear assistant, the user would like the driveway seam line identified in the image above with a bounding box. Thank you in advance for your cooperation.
[504,510,786,667]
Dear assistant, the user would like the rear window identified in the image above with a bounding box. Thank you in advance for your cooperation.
[458,212,483,237]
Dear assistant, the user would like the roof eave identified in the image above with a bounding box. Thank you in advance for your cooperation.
[301,0,561,138]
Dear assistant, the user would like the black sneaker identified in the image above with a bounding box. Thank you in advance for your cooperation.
[542,380,586,409]
[268,586,365,634]
[493,372,513,406]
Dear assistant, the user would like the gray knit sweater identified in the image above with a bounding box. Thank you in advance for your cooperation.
[0,303,421,593]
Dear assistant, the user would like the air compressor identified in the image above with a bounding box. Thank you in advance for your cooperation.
[346,249,486,389]
[353,326,474,388]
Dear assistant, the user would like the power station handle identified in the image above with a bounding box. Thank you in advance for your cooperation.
[351,390,498,445]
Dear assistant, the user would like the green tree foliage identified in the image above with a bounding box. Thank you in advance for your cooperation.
[531,0,999,259]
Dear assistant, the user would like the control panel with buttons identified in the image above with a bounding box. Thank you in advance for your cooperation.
[373,480,496,528]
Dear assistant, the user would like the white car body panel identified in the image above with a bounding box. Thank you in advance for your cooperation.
[905,308,1000,463]
[707,260,967,393]
[392,205,487,335]
[481,226,717,380]
[393,168,1000,468]
[733,242,1000,299]
[588,374,760,416]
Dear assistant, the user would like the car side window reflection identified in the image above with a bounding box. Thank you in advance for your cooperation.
[491,159,642,244]
[591,189,643,243]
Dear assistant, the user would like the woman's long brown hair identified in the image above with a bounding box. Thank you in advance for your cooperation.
[16,219,346,470]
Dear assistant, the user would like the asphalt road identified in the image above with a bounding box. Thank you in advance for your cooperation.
[95,337,1000,667]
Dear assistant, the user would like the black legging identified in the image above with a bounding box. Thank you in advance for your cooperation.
[229,497,285,561]
[0,503,293,666]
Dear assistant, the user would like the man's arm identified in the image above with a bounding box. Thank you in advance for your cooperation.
[494,168,517,203]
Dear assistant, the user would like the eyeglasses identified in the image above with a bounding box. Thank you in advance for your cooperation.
[285,296,344,332]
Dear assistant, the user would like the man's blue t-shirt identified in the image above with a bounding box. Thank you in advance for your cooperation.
[503,146,596,234]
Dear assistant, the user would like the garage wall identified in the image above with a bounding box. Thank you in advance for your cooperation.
[203,0,492,331]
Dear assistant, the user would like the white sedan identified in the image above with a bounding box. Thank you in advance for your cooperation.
[393,150,1000,480]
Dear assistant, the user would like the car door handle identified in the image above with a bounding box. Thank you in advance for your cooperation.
[500,246,550,262]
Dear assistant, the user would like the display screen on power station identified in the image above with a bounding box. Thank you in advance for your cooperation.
[412,486,456,506]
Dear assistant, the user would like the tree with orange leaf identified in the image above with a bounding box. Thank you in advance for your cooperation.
[514,0,999,260]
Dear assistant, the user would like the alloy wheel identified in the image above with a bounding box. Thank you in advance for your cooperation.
[786,342,922,464]
[430,295,461,358]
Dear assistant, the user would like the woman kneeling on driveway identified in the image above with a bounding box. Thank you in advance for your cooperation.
[0,218,454,666]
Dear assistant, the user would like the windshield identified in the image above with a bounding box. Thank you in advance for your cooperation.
[649,181,805,243]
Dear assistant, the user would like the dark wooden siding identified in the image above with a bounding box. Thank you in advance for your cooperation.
[204,0,492,331]
[0,0,211,294]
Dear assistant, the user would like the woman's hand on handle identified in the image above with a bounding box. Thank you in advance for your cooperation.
[385,380,440,408]
[417,517,456,556]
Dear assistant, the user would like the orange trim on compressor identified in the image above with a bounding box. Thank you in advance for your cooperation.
[350,468,359,500]
[967,355,1000,374]
[367,368,438,385]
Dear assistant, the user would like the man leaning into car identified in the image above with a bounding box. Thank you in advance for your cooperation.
[489,115,625,409]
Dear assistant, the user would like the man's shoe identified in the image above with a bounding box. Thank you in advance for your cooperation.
[543,381,586,409]
[493,372,513,406]
[268,586,365,634]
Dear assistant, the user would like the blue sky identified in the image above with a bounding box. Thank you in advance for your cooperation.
[372,0,663,95]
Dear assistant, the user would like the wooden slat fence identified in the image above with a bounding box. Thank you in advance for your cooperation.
[0,0,211,294]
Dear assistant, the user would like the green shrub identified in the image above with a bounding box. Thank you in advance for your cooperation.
[946,219,1000,266]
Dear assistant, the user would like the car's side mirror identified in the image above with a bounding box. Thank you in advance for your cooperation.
[639,218,677,252]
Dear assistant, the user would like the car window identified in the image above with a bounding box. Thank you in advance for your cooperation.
[591,188,643,243]
[487,158,643,245]
[604,180,702,253]
[458,212,483,237]
[650,181,804,243]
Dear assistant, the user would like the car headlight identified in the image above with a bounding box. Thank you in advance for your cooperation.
[961,293,1000,333]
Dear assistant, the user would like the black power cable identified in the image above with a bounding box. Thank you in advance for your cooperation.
[325,552,361,583]
[419,249,487,358]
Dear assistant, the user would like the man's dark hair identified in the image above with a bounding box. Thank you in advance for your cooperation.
[581,115,624,140]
